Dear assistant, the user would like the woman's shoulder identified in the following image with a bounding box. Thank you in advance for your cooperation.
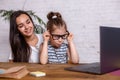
[35,33,43,45]
[36,33,42,37]
[35,34,43,40]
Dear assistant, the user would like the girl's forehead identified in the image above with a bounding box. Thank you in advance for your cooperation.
[52,28,66,34]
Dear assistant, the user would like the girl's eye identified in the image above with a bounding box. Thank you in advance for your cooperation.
[52,35,59,40]
[53,35,59,38]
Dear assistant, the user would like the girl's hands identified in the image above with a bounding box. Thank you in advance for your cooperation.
[67,32,73,42]
[43,30,50,42]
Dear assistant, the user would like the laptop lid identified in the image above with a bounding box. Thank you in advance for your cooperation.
[100,26,120,73]
[65,26,120,74]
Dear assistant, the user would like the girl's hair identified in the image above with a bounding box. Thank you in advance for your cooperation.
[47,11,67,33]
[9,10,35,62]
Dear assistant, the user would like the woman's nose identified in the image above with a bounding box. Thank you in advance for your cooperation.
[24,24,29,29]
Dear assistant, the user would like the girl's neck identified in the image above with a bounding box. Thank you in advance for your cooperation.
[50,42,61,49]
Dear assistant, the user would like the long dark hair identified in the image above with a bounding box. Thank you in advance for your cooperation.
[9,10,35,62]
[47,11,67,33]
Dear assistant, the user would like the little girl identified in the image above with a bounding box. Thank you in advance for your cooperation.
[40,11,79,64]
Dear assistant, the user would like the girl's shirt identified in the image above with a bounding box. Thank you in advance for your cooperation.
[48,42,68,64]
[9,34,43,63]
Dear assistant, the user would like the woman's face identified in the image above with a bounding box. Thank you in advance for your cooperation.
[16,14,34,37]
[50,26,68,48]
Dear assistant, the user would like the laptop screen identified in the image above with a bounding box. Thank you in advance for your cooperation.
[100,26,120,72]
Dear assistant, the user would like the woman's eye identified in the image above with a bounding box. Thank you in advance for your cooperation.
[18,26,22,28]
[26,21,30,24]
[26,19,31,24]
[18,25,23,28]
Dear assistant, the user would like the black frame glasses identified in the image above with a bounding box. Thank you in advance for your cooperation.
[50,31,69,40]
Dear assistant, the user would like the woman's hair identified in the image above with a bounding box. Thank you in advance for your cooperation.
[47,11,67,33]
[9,10,35,62]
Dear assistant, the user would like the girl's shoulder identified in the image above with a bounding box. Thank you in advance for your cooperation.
[61,43,68,48]
[62,43,68,46]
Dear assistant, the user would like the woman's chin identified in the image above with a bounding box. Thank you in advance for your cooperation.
[24,32,33,37]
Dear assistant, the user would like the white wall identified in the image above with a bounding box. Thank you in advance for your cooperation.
[0,0,120,63]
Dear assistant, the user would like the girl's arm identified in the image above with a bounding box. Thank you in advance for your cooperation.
[39,31,50,64]
[67,33,79,64]
[40,41,48,64]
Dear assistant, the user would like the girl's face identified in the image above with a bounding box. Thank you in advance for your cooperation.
[50,26,69,48]
[16,14,34,37]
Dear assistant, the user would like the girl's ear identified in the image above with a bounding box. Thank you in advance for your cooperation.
[67,31,70,35]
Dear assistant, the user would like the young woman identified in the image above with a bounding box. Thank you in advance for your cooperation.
[40,11,79,64]
[9,10,43,63]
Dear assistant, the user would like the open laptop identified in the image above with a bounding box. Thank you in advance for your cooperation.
[65,26,120,74]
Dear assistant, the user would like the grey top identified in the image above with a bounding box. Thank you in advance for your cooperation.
[48,42,68,64]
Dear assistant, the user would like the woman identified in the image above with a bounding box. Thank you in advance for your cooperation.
[9,10,43,63]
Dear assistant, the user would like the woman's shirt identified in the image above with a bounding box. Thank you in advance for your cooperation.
[29,34,43,63]
[9,34,43,63]
[48,42,68,64]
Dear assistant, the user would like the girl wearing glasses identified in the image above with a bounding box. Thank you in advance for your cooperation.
[40,12,79,64]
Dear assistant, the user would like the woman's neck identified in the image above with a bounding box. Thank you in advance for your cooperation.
[25,34,36,42]
[25,34,38,46]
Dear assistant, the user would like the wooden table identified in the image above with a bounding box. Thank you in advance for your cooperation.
[0,62,120,80]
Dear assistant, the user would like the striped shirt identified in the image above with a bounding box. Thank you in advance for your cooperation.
[48,43,68,64]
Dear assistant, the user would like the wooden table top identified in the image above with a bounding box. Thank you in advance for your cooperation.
[0,62,120,80]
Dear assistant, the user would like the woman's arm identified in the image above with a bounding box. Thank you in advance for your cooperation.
[9,52,13,63]
[67,33,79,64]
[9,60,13,63]
[39,31,50,64]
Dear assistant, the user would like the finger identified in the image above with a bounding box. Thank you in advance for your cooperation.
[46,35,50,37]
[68,33,72,36]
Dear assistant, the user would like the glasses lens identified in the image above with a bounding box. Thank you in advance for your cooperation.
[62,34,68,39]
[51,31,69,40]
[52,35,59,40]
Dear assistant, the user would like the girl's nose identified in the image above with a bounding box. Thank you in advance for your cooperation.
[58,37,63,42]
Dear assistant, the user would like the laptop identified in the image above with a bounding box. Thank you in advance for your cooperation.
[65,26,120,74]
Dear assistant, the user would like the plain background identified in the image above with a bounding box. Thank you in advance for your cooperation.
[0,0,120,63]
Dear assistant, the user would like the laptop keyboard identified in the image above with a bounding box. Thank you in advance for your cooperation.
[65,63,101,74]
[84,66,100,72]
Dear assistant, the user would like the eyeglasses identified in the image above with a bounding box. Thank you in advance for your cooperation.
[51,31,69,40]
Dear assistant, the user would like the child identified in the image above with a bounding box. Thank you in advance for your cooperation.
[40,11,79,64]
